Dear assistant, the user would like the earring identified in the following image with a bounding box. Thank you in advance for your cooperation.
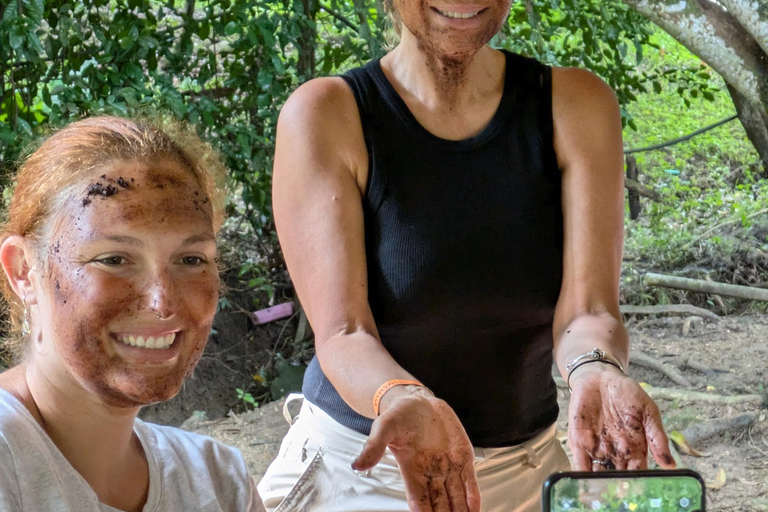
[21,296,30,336]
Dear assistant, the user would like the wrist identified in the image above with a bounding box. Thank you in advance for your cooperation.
[567,361,625,389]
[378,384,434,416]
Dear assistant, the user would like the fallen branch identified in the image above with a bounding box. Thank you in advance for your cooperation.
[553,378,763,405]
[641,385,763,406]
[625,178,662,201]
[645,273,768,302]
[620,304,720,320]
[680,413,758,446]
[684,358,728,376]
[630,351,693,388]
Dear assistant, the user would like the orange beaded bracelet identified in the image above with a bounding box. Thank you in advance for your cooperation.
[372,379,424,417]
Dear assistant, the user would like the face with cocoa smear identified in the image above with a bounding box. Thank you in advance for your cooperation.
[29,159,219,408]
[392,0,513,59]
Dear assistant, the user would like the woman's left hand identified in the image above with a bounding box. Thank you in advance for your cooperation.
[567,364,676,471]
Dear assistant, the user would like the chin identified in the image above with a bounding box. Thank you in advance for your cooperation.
[89,373,187,409]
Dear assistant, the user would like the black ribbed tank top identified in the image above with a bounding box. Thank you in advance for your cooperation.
[302,50,563,447]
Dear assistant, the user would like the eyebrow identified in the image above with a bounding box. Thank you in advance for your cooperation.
[92,234,216,247]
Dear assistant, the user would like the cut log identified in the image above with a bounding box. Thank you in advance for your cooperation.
[644,273,768,302]
[620,304,720,320]
[680,413,758,446]
[630,351,693,388]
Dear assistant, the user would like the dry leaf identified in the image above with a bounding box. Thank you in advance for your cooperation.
[669,431,712,457]
[739,478,759,486]
[639,382,652,391]
[706,467,727,490]
[706,385,717,392]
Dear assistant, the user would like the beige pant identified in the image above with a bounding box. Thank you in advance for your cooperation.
[257,395,571,512]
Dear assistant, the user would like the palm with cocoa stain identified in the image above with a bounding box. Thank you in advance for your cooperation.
[568,365,677,471]
[352,390,481,512]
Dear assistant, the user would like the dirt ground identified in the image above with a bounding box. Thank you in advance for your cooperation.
[182,313,768,510]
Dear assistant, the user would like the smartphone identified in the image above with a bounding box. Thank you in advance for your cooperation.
[542,469,706,512]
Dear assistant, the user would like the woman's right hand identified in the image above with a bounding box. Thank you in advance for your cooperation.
[351,388,481,512]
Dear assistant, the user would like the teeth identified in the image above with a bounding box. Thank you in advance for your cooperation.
[117,332,177,350]
[437,8,481,19]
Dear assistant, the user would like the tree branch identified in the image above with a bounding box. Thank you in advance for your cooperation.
[624,115,739,154]
[625,178,661,201]
[716,0,768,56]
[319,4,359,33]
[622,0,767,105]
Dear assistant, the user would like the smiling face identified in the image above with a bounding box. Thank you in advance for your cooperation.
[393,0,513,59]
[29,159,219,408]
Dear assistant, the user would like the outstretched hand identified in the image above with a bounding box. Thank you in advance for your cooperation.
[352,391,481,512]
[568,365,676,471]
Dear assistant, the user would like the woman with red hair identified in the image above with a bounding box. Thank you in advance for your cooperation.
[0,117,265,512]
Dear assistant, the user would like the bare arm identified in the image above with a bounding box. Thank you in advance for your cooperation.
[551,67,674,471]
[272,78,422,419]
[551,66,628,378]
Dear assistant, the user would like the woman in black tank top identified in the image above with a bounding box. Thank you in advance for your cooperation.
[259,2,676,511]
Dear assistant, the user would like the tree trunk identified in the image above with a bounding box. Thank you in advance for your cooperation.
[728,83,768,172]
[622,0,768,169]
[626,155,641,219]
[296,0,317,82]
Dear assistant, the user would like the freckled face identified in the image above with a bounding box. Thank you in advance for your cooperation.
[394,0,513,59]
[32,160,219,408]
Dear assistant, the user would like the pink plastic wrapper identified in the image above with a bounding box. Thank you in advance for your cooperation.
[250,302,295,326]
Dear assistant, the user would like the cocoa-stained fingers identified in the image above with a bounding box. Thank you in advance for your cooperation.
[427,477,452,512]
[643,405,676,469]
[460,461,481,512]
[351,417,391,471]
[572,445,593,471]
[402,472,434,512]
[444,472,469,512]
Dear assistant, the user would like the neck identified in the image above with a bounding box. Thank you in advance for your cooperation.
[387,29,499,110]
[22,362,144,497]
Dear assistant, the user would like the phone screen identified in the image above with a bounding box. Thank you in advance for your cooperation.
[548,474,704,512]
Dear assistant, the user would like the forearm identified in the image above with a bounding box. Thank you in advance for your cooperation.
[316,330,425,419]
[553,312,629,383]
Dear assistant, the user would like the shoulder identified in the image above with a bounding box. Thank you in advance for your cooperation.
[140,420,249,471]
[279,76,361,132]
[275,76,368,187]
[551,67,620,118]
[138,420,258,508]
[550,67,623,171]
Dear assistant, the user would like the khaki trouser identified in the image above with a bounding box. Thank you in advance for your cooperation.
[257,395,571,512]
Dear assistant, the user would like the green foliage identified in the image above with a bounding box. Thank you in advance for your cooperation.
[235,387,258,409]
[622,30,764,270]
[0,0,386,235]
[500,0,713,129]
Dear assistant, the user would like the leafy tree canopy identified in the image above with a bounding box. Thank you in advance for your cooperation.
[0,0,719,231]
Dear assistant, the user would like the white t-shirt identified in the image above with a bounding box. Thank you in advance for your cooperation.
[0,389,266,512]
